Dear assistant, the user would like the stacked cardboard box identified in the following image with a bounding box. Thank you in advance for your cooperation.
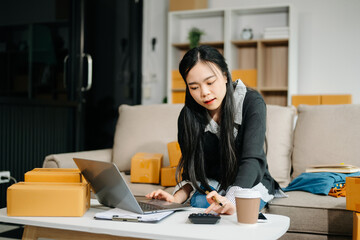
[231,69,257,88]
[7,168,90,217]
[346,177,360,238]
[161,142,182,187]
[292,94,352,108]
[129,142,182,187]
[130,153,163,184]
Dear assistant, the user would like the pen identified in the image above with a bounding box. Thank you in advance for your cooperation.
[205,191,224,207]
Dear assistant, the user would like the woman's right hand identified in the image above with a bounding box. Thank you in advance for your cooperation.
[145,189,175,202]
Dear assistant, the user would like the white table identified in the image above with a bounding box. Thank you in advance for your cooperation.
[0,200,290,240]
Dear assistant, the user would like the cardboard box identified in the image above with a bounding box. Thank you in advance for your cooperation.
[25,168,83,183]
[172,70,186,89]
[130,153,163,184]
[169,0,207,11]
[321,95,352,105]
[172,90,186,104]
[291,95,321,108]
[161,166,179,187]
[7,182,90,216]
[353,212,360,239]
[231,69,257,88]
[346,176,360,212]
[172,91,186,104]
[167,141,182,167]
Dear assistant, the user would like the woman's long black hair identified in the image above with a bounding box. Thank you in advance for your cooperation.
[176,45,237,194]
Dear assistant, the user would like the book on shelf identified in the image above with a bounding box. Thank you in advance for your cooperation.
[305,163,360,173]
[263,26,289,39]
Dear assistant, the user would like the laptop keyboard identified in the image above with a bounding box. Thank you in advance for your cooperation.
[138,201,166,211]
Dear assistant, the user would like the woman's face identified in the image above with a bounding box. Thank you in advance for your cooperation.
[186,61,227,120]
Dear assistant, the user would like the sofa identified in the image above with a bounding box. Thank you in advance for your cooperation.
[43,103,360,239]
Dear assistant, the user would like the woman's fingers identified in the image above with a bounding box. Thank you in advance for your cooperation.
[205,191,236,215]
[146,189,164,199]
[206,191,225,206]
[204,202,217,213]
[146,189,175,202]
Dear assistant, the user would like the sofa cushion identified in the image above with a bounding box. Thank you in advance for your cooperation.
[121,173,166,196]
[121,173,175,196]
[280,232,351,240]
[266,105,296,188]
[292,104,360,179]
[113,104,184,171]
[267,191,352,236]
[43,149,113,168]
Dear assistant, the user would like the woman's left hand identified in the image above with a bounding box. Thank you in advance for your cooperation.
[204,191,236,215]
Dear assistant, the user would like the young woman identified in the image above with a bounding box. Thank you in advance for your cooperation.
[146,45,283,215]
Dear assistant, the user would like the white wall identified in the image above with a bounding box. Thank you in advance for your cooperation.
[142,0,360,104]
[141,0,169,105]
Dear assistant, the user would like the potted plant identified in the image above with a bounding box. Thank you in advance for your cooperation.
[188,27,205,49]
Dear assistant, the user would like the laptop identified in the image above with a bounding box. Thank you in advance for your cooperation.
[73,158,191,214]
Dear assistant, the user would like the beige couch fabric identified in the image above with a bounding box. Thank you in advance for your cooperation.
[43,149,113,168]
[42,103,360,239]
[266,105,296,188]
[268,191,352,237]
[112,103,296,188]
[112,104,184,171]
[292,104,360,178]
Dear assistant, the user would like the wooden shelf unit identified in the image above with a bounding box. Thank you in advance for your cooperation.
[167,5,297,106]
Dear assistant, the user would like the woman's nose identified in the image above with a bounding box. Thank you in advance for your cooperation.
[201,86,210,97]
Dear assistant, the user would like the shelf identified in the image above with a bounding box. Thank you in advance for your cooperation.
[168,5,296,106]
[262,91,288,106]
[172,88,186,92]
[172,41,224,50]
[260,87,288,92]
[231,39,288,47]
[231,40,258,47]
[261,38,288,45]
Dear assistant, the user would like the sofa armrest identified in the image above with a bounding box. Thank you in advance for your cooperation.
[43,148,113,168]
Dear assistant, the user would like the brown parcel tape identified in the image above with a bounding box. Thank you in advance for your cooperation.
[7,182,90,217]
[25,168,84,183]
[346,176,360,212]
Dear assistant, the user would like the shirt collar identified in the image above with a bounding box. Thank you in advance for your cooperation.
[204,79,247,137]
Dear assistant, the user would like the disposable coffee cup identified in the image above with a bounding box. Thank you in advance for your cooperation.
[235,189,261,224]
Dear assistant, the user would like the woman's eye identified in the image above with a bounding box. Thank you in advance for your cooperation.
[190,87,198,90]
[208,80,216,85]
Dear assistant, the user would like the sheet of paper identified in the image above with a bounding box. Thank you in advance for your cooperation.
[94,208,174,222]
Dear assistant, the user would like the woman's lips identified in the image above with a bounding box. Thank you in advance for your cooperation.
[204,98,215,104]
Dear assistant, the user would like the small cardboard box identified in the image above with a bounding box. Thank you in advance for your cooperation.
[346,176,360,212]
[291,95,321,108]
[167,141,182,167]
[353,212,360,239]
[7,182,90,216]
[321,95,352,105]
[172,70,186,89]
[130,153,163,184]
[172,91,186,104]
[161,167,177,187]
[25,168,83,183]
[231,69,257,88]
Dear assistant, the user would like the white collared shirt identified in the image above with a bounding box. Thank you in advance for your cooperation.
[204,79,247,138]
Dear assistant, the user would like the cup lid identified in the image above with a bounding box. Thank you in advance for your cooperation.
[234,189,261,198]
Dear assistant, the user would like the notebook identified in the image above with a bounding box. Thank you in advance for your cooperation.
[94,207,174,222]
[73,158,190,214]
